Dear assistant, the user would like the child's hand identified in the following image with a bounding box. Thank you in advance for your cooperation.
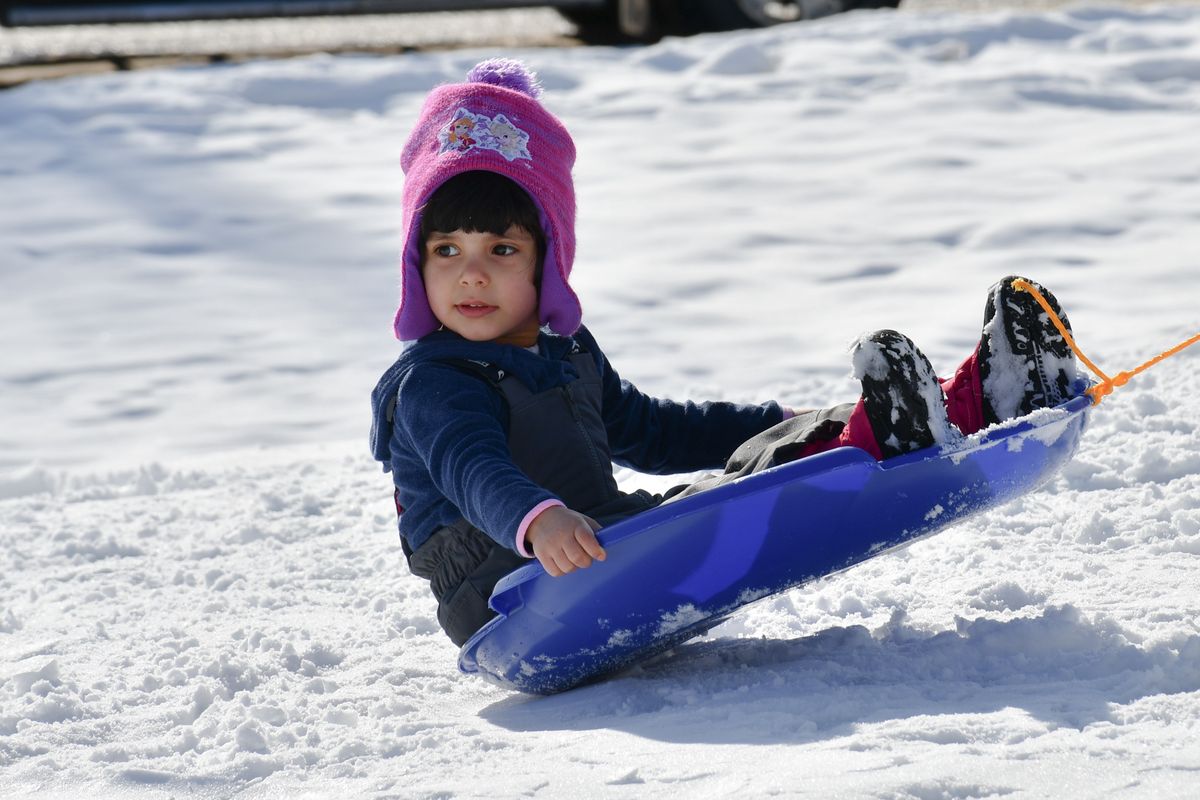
[525,506,606,577]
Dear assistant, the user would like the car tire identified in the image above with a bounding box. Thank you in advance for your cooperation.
[560,0,673,43]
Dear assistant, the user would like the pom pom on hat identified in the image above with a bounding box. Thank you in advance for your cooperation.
[465,58,542,99]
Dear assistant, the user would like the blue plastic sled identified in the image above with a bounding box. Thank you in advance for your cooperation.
[460,390,1094,694]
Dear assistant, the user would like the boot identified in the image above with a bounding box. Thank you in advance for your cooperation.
[979,276,1078,425]
[853,329,959,459]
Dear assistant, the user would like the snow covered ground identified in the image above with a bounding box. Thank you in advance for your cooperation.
[3,4,1200,798]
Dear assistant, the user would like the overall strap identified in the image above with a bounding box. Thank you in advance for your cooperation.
[445,358,509,387]
[441,342,598,408]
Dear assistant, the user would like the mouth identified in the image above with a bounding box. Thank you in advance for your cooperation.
[455,302,497,319]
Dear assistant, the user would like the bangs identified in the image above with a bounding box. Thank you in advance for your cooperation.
[420,171,546,244]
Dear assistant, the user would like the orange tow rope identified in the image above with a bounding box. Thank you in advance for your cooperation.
[1012,278,1200,406]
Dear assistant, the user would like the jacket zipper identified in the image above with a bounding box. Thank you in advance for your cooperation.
[561,386,609,489]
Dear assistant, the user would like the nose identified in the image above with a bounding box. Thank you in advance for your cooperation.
[458,257,489,287]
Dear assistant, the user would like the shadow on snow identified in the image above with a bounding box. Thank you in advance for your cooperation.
[480,604,1200,743]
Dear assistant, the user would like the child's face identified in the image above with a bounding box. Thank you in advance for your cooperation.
[422,225,540,342]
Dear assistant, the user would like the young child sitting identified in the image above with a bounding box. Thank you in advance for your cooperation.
[369,59,1079,647]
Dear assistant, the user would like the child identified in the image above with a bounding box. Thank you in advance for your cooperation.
[369,59,1079,647]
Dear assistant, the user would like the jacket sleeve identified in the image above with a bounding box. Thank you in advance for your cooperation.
[574,328,786,474]
[395,363,559,551]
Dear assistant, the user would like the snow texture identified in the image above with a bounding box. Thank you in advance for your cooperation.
[3,5,1200,798]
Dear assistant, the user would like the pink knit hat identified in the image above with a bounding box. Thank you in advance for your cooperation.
[393,59,581,341]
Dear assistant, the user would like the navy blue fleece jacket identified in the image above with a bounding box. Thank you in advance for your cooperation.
[369,326,784,554]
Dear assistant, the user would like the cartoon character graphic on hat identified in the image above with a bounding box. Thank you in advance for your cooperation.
[486,115,531,161]
[445,113,478,152]
[437,107,532,162]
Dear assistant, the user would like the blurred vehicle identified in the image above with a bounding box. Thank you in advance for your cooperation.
[0,1,894,42]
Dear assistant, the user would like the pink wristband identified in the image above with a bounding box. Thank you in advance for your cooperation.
[515,499,566,558]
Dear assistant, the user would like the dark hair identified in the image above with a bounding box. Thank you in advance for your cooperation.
[419,170,546,276]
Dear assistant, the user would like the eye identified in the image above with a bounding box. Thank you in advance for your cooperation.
[431,243,459,258]
[493,244,518,256]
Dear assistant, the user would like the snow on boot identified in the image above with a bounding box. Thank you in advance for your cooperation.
[852,330,959,460]
[979,275,1079,425]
